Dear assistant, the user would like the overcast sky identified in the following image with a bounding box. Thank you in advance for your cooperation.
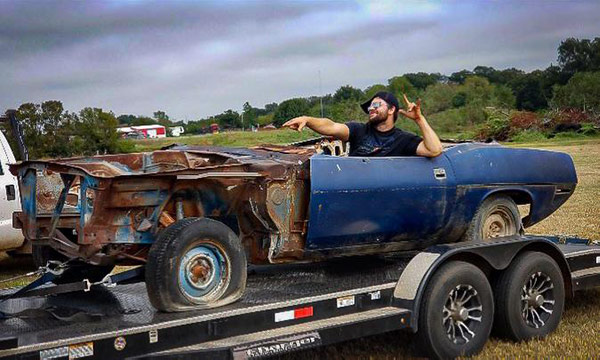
[1,0,598,121]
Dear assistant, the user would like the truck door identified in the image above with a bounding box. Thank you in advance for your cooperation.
[306,154,456,250]
[0,131,24,251]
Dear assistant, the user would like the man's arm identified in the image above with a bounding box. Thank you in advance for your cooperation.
[414,115,442,157]
[399,95,442,158]
[282,116,350,142]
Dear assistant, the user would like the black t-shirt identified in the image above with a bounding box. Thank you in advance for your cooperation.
[346,122,422,157]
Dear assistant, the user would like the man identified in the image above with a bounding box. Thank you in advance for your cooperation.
[282,91,442,157]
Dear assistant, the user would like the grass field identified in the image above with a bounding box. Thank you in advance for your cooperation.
[1,134,599,358]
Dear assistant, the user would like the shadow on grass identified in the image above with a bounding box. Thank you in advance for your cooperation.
[0,252,36,289]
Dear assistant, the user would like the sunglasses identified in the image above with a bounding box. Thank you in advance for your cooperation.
[368,101,387,110]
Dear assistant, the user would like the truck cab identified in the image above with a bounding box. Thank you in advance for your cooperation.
[0,130,24,253]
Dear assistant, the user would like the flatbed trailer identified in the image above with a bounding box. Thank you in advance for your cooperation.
[1,235,599,359]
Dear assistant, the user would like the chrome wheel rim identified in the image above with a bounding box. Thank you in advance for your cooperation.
[521,271,555,328]
[443,284,483,344]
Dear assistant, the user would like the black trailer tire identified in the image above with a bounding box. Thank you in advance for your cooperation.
[463,195,521,242]
[32,245,114,284]
[494,251,565,341]
[146,217,247,312]
[418,261,494,359]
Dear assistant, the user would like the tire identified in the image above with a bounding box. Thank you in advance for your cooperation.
[463,195,521,242]
[494,251,565,341]
[32,245,114,284]
[146,217,247,312]
[418,261,494,359]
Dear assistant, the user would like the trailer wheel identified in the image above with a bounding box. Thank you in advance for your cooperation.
[494,251,564,341]
[418,261,494,359]
[463,195,521,241]
[146,217,247,312]
[32,245,114,284]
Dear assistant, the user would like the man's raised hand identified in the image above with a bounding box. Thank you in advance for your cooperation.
[398,94,423,121]
[282,116,308,132]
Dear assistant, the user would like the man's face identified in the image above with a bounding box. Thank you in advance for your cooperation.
[367,97,392,124]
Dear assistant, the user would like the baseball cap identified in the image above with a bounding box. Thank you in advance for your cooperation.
[360,91,400,114]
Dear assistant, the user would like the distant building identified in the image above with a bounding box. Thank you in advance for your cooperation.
[117,125,166,138]
[169,126,185,137]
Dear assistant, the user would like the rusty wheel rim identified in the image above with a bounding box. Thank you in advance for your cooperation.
[482,206,517,239]
[178,240,230,304]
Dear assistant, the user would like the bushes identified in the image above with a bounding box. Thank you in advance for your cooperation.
[475,107,599,141]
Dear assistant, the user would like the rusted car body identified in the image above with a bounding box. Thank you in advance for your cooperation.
[10,143,327,266]
[9,140,577,311]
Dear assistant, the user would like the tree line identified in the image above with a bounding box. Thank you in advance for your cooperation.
[3,37,599,159]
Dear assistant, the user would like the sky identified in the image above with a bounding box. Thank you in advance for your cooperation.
[1,0,598,121]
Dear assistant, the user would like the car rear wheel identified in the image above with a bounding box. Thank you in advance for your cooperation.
[463,195,521,242]
[146,217,247,312]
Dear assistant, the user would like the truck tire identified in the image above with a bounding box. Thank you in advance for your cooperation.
[494,251,565,341]
[146,217,247,312]
[463,195,521,241]
[32,245,114,284]
[418,261,494,359]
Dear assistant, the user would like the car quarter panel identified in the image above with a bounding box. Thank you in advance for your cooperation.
[444,143,577,227]
[306,154,457,250]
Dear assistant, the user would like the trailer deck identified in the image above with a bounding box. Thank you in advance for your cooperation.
[1,237,599,359]
[1,254,413,359]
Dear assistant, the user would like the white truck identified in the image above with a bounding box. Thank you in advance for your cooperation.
[0,112,26,254]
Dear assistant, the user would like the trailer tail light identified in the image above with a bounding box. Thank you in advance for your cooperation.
[274,306,313,323]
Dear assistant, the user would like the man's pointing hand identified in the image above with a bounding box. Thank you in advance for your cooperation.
[282,116,308,132]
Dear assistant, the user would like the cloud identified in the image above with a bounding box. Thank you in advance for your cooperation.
[0,0,598,119]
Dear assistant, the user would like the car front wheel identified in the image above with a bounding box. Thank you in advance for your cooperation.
[146,217,247,312]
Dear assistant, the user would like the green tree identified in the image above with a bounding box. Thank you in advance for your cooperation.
[14,101,72,159]
[422,83,459,113]
[264,102,278,114]
[117,114,137,125]
[552,71,600,112]
[404,72,442,90]
[72,108,120,155]
[131,116,157,126]
[449,69,473,84]
[273,98,310,126]
[364,84,388,99]
[387,76,417,99]
[333,85,364,103]
[153,111,173,126]
[558,37,600,78]
[510,72,548,111]
[242,102,257,127]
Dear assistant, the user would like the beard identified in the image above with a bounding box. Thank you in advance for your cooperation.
[368,111,387,125]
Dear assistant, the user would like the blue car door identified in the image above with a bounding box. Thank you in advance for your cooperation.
[306,154,456,250]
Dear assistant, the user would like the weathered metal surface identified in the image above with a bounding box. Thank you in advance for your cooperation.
[8,142,577,267]
[10,145,316,265]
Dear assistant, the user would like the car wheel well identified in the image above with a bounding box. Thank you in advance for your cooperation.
[485,189,532,206]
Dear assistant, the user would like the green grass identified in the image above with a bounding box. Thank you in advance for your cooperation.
[128,129,322,152]
[0,252,37,289]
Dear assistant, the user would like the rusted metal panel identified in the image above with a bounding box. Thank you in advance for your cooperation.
[9,145,315,266]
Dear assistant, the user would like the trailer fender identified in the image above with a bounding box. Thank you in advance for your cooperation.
[392,236,572,332]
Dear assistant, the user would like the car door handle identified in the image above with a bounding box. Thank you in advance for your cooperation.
[433,168,446,180]
[6,184,15,201]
